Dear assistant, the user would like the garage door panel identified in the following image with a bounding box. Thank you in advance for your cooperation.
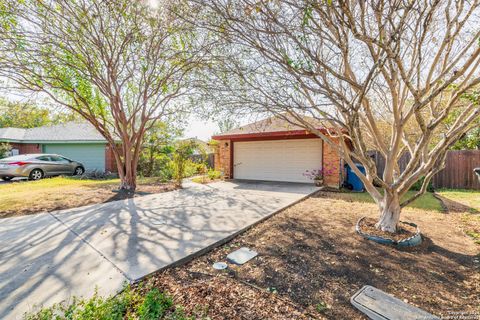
[234,139,322,183]
[43,143,106,172]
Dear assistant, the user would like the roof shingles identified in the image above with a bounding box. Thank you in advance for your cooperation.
[213,115,326,138]
[0,122,106,142]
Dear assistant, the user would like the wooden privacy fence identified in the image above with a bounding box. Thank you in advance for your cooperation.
[432,150,480,189]
[369,150,480,190]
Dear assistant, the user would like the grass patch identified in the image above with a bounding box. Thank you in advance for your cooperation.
[437,189,480,212]
[339,190,443,211]
[0,176,174,218]
[24,286,196,320]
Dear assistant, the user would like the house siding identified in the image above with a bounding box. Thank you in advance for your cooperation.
[5,142,119,173]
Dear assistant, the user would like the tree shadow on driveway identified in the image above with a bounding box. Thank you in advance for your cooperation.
[0,181,313,319]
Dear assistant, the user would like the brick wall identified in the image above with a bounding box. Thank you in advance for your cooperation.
[323,139,342,188]
[10,143,42,154]
[214,139,232,178]
[105,144,118,172]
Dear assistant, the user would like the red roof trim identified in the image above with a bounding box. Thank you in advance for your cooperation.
[212,128,328,141]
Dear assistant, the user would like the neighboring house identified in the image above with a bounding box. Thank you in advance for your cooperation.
[212,115,343,187]
[0,122,116,172]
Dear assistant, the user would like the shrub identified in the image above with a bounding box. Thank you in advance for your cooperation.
[410,176,434,192]
[24,286,141,320]
[138,152,174,180]
[172,141,197,187]
[137,288,173,320]
[77,170,117,180]
[207,169,222,180]
[0,142,11,159]
[23,286,195,320]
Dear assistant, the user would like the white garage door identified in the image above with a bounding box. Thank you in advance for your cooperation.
[233,139,322,183]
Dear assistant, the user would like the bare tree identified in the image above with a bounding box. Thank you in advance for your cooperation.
[193,0,480,232]
[0,0,207,190]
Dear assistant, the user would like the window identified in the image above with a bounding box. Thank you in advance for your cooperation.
[36,156,52,161]
[50,156,70,163]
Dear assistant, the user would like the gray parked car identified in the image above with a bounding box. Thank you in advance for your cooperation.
[0,154,85,181]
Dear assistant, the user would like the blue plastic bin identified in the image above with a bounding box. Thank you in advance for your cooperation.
[346,163,365,192]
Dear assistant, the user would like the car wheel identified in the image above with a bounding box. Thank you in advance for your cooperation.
[1,177,13,181]
[29,169,44,181]
[74,166,85,176]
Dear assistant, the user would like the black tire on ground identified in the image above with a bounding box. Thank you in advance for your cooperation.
[74,166,85,176]
[29,169,44,181]
[1,176,13,181]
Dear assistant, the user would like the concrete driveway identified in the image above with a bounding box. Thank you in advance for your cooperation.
[0,180,318,319]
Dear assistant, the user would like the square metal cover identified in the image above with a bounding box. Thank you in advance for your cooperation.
[226,247,258,265]
[350,285,439,320]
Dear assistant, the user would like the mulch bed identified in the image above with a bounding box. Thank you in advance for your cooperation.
[139,269,315,319]
[108,183,178,201]
[140,191,480,319]
[358,217,417,242]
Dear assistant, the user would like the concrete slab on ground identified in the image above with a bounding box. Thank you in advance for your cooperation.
[0,180,318,319]
[51,181,317,281]
[351,285,440,320]
[0,213,127,320]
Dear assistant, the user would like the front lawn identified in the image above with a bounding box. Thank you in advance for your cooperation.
[436,189,480,212]
[436,189,480,245]
[23,190,480,319]
[0,176,176,218]
[158,191,476,319]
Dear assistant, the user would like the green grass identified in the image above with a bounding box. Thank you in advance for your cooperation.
[436,189,480,212]
[340,190,443,211]
[0,176,163,193]
[436,189,480,244]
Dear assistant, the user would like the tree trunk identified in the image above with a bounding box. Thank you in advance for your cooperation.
[120,168,137,191]
[112,143,138,192]
[375,191,401,233]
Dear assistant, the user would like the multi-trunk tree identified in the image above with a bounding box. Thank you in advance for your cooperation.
[193,0,480,232]
[0,0,207,190]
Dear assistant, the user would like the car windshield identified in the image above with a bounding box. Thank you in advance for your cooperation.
[0,155,33,162]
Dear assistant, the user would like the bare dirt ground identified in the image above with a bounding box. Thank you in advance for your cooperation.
[142,191,480,319]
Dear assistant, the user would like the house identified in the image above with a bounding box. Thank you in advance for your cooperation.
[211,116,343,187]
[180,137,214,155]
[0,122,116,172]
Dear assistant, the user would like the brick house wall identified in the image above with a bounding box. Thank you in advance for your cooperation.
[10,143,42,154]
[213,139,232,179]
[105,144,117,172]
[322,139,342,188]
[214,137,343,188]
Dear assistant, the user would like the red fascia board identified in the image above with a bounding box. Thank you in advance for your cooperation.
[212,128,328,141]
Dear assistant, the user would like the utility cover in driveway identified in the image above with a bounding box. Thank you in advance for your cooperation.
[351,286,439,320]
[227,247,258,265]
